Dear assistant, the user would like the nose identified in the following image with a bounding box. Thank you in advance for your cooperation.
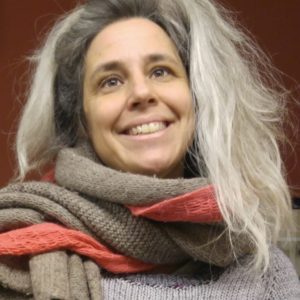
[127,75,156,110]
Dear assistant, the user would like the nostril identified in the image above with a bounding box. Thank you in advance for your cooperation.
[148,98,156,104]
[131,101,141,109]
[128,97,156,110]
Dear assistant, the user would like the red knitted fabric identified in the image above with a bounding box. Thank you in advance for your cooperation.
[127,185,221,223]
[42,170,222,223]
[13,170,222,273]
[0,223,155,274]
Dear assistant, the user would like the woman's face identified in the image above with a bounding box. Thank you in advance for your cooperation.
[83,18,195,178]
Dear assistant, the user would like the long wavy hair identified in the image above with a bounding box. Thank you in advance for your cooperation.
[15,0,292,272]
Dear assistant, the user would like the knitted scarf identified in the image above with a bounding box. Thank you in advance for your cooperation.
[0,143,251,299]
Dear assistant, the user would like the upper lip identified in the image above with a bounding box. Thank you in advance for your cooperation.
[119,117,172,134]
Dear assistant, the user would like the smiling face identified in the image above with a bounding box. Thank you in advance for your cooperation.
[83,18,195,178]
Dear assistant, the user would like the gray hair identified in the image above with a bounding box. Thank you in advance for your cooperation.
[54,0,190,147]
[16,0,293,273]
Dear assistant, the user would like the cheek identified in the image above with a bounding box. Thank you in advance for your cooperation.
[181,88,195,120]
[167,87,194,119]
[85,98,119,134]
[176,89,195,138]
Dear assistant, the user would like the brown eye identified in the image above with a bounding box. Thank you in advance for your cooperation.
[101,77,122,89]
[151,67,170,79]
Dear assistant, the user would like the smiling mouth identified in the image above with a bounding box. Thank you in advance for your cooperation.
[124,121,168,136]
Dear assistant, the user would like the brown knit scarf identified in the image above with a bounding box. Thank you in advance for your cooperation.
[0,143,252,299]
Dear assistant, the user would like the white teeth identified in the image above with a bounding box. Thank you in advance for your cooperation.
[128,122,167,135]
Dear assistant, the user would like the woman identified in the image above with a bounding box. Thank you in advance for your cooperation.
[0,0,299,299]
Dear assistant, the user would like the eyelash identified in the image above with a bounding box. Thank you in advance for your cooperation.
[151,67,171,78]
[98,66,173,90]
[100,76,122,89]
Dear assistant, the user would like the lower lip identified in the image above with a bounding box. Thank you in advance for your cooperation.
[120,124,171,141]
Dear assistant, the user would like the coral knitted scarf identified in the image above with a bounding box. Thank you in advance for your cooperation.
[0,143,251,299]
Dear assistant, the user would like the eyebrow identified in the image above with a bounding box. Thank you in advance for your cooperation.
[90,53,180,80]
[145,53,179,65]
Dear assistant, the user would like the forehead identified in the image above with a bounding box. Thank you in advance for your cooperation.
[85,17,180,62]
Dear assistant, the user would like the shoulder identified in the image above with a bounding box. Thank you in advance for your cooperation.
[195,246,300,300]
[222,246,300,300]
[260,246,300,299]
[101,247,299,300]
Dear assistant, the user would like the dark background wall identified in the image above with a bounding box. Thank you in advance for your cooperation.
[1,0,300,197]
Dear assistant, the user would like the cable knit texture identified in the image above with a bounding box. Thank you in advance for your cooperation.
[0,143,298,299]
[0,223,156,273]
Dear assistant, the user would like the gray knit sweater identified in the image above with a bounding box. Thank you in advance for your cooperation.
[101,247,300,299]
